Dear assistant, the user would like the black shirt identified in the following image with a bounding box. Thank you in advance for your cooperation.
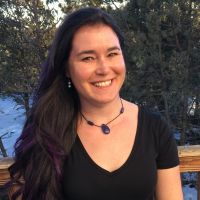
[62,107,179,200]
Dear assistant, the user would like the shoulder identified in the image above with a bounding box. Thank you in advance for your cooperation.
[122,100,170,134]
[139,106,166,129]
[140,106,160,118]
[137,106,176,148]
[122,100,166,128]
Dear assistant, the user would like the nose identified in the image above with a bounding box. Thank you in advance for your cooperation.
[95,57,110,75]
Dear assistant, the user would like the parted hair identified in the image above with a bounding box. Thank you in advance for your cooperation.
[7,7,124,200]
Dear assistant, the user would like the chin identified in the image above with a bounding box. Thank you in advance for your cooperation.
[91,95,120,105]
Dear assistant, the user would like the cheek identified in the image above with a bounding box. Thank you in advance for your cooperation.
[118,61,126,83]
[70,67,91,83]
[116,58,126,75]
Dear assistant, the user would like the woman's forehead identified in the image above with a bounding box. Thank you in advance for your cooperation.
[71,24,120,51]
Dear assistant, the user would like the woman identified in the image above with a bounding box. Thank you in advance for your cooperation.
[8,7,183,200]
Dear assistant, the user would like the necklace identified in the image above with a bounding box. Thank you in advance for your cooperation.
[80,98,124,134]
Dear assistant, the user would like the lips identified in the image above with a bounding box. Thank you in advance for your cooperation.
[93,80,112,87]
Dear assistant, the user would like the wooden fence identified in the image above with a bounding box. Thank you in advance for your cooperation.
[0,145,200,199]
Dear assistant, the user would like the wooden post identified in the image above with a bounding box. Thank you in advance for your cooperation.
[178,145,200,172]
[178,145,200,199]
[0,157,13,199]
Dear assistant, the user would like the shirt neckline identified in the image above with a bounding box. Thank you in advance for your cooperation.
[76,106,143,176]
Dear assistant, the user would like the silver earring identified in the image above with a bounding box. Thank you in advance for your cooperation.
[68,79,71,88]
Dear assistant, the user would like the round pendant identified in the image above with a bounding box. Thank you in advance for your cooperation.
[101,124,110,134]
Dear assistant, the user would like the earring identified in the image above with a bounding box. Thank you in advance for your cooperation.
[68,79,71,88]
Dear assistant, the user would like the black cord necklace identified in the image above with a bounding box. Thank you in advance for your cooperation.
[80,98,124,134]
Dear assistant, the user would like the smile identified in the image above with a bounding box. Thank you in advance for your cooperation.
[93,80,112,87]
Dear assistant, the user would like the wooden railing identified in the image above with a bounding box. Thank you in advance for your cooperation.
[179,145,200,173]
[178,145,200,200]
[0,145,200,199]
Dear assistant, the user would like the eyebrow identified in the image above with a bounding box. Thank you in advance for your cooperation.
[107,46,121,52]
[76,46,121,57]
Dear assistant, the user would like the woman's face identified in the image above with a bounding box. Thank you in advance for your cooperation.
[67,23,126,106]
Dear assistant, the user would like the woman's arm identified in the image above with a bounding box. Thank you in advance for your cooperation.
[155,165,183,200]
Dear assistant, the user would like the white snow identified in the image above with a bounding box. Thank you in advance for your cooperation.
[183,184,197,200]
[0,97,25,157]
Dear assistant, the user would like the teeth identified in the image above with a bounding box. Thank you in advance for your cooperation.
[94,80,112,87]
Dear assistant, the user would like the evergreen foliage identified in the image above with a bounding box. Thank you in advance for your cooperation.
[0,0,56,115]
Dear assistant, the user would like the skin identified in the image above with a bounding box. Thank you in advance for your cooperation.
[67,23,126,110]
[67,23,183,200]
[156,166,183,200]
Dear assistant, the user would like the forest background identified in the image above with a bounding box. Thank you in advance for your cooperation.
[1,0,199,144]
[0,0,200,197]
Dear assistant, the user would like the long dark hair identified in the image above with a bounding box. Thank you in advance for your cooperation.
[7,7,124,200]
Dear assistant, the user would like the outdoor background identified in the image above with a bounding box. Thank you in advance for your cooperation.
[0,0,200,199]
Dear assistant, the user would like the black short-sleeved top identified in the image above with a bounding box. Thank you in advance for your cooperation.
[62,107,179,200]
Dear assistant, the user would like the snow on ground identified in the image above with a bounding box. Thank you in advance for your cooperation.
[0,96,198,199]
[0,97,25,157]
[183,184,197,200]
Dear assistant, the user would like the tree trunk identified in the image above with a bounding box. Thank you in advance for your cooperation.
[0,137,7,157]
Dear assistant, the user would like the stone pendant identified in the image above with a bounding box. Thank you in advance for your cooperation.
[101,124,110,134]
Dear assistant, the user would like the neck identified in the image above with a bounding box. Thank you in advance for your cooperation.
[80,96,123,124]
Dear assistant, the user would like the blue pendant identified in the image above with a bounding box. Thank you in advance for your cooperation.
[101,124,110,134]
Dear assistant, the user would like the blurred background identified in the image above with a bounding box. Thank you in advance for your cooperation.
[0,0,199,199]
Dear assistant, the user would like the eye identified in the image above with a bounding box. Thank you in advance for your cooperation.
[108,52,119,57]
[81,56,94,62]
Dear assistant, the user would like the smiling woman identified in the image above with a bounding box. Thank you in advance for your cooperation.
[7,7,183,200]
[67,23,126,106]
